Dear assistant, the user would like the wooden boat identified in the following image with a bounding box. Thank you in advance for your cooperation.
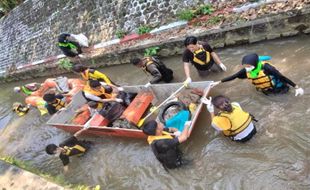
[46,81,211,139]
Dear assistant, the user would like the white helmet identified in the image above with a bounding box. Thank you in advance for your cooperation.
[14,86,21,93]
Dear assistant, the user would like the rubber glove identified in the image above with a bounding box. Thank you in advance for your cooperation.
[115,98,123,103]
[173,131,181,137]
[150,106,158,113]
[295,87,304,96]
[100,82,107,86]
[183,77,192,87]
[219,63,227,71]
[78,54,86,58]
[210,81,221,88]
[144,82,151,88]
[117,87,124,91]
[201,97,214,112]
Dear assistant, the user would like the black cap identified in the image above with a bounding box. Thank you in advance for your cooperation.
[242,53,259,67]
[130,58,142,66]
[142,120,157,135]
[89,80,101,88]
[58,33,70,43]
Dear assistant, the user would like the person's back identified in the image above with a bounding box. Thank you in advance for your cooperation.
[43,93,66,115]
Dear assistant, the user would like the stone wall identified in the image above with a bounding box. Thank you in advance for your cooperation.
[0,0,211,70]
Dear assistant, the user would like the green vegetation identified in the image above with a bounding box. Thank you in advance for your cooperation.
[137,25,151,35]
[0,156,100,190]
[57,58,73,71]
[115,29,127,39]
[0,0,24,15]
[196,4,214,15]
[177,3,215,21]
[177,9,195,21]
[144,46,160,56]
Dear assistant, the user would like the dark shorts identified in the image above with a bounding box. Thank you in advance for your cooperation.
[196,63,222,77]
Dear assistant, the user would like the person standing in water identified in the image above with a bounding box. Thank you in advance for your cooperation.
[182,36,227,86]
[210,53,304,96]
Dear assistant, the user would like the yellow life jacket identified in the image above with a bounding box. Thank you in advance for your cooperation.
[246,62,274,91]
[212,105,252,137]
[83,83,113,99]
[147,131,173,145]
[51,99,66,111]
[63,145,86,156]
[13,105,29,116]
[81,69,112,85]
[192,48,211,65]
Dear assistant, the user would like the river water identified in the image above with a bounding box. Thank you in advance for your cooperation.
[0,35,309,189]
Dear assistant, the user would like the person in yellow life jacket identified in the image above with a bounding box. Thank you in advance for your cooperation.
[142,120,191,169]
[202,95,257,142]
[43,93,67,115]
[182,36,227,86]
[210,53,304,96]
[13,83,41,96]
[131,56,173,87]
[83,80,123,104]
[12,102,30,116]
[45,128,90,172]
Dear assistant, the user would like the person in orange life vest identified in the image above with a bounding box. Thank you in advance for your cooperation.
[43,93,67,115]
[142,120,191,169]
[182,36,227,86]
[201,95,256,142]
[72,64,123,91]
[210,53,304,96]
[45,128,90,172]
[83,80,123,104]
[131,56,173,88]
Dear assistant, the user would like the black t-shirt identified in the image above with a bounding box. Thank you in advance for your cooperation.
[151,137,181,169]
[221,63,296,87]
[59,136,87,166]
[182,43,215,71]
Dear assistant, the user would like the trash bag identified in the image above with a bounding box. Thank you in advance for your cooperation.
[71,34,89,47]
[99,102,125,124]
[117,91,137,107]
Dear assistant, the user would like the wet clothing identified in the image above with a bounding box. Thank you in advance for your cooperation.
[182,43,215,71]
[58,136,89,166]
[221,63,295,94]
[147,130,182,169]
[81,69,112,85]
[45,94,66,115]
[212,102,256,142]
[58,33,82,57]
[143,57,173,83]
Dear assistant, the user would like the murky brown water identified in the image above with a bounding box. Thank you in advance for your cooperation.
[0,35,310,189]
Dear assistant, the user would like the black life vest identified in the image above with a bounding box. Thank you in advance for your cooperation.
[145,57,173,83]
[51,99,66,111]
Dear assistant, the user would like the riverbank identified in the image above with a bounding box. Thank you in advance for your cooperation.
[1,2,310,83]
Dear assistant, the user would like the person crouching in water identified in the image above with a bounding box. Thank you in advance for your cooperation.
[43,93,67,115]
[45,128,89,172]
[211,53,304,96]
[131,56,173,88]
[142,120,191,169]
[201,95,256,142]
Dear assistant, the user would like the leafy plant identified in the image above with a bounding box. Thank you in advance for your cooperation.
[177,9,195,21]
[144,46,160,56]
[196,4,214,15]
[115,29,126,39]
[57,58,73,71]
[138,25,151,35]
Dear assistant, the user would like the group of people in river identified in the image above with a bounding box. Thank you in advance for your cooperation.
[12,33,305,171]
